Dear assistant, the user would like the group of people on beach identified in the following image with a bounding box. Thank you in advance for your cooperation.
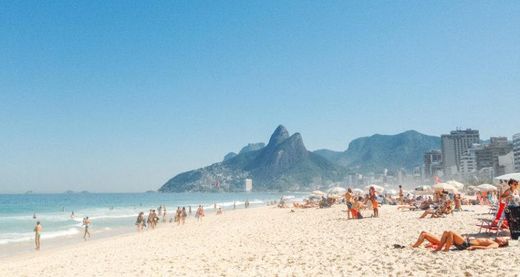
[344,186,380,219]
[135,203,233,231]
[32,214,91,250]
[401,178,519,252]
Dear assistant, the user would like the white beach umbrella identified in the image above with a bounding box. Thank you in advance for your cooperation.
[327,187,346,195]
[432,183,458,193]
[467,185,479,192]
[311,190,325,196]
[477,184,498,192]
[414,185,433,195]
[386,189,398,196]
[494,173,520,182]
[364,185,384,193]
[446,180,465,191]
[352,188,364,195]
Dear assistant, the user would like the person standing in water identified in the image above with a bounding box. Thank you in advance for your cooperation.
[233,201,236,210]
[188,206,192,216]
[34,221,42,250]
[82,217,91,240]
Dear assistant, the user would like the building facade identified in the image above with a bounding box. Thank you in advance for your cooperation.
[423,150,442,177]
[514,133,520,172]
[441,129,480,175]
[459,144,481,177]
[244,178,253,192]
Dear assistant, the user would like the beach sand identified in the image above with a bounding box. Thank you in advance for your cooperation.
[0,205,518,276]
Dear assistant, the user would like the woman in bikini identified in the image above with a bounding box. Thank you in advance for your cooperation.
[412,230,508,251]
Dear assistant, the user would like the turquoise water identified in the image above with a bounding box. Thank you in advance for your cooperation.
[0,192,304,245]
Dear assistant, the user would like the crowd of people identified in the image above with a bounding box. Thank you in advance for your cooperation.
[287,179,520,252]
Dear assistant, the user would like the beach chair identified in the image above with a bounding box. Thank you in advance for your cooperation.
[478,202,509,234]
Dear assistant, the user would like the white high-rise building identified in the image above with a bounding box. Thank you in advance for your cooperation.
[514,133,520,172]
[441,129,480,175]
[459,144,481,176]
[244,178,253,192]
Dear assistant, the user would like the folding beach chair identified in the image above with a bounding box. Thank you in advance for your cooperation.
[478,202,509,234]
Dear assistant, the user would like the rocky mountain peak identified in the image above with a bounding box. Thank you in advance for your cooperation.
[267,125,290,146]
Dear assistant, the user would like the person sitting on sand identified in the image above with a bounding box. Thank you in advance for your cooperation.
[216,207,222,215]
[419,200,452,218]
[411,230,509,251]
[351,197,364,219]
[34,221,42,250]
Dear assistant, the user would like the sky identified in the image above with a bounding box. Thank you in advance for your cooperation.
[0,1,519,193]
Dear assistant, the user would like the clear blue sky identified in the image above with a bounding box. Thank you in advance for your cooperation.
[1,1,519,193]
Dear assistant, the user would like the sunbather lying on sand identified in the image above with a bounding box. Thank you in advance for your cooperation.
[411,230,508,251]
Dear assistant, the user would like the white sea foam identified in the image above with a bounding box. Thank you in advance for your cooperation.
[0,228,80,245]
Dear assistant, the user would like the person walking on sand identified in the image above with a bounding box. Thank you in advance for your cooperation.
[82,216,91,240]
[196,205,205,222]
[34,221,42,250]
[136,212,146,231]
[162,207,167,223]
[368,186,379,218]
[233,201,236,210]
[188,206,192,216]
[345,188,354,219]
[181,207,187,225]
[398,185,404,205]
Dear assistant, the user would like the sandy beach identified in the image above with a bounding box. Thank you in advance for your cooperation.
[0,204,518,276]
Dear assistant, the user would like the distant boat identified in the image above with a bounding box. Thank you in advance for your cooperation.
[24,190,33,194]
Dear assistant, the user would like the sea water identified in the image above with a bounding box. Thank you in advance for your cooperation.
[0,192,305,248]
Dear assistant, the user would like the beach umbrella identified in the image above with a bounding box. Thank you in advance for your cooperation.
[386,189,398,196]
[432,183,458,193]
[467,185,479,192]
[494,173,520,182]
[311,190,325,196]
[364,185,384,193]
[327,187,346,194]
[477,184,497,192]
[446,180,465,191]
[352,188,364,195]
[414,185,433,195]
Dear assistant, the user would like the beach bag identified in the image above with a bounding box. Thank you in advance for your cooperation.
[505,205,520,240]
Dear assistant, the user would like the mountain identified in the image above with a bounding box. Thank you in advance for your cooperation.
[239,143,265,154]
[223,142,265,161]
[314,130,440,172]
[159,125,346,192]
[223,152,237,161]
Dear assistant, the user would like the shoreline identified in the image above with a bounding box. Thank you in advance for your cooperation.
[1,204,519,276]
[0,202,270,260]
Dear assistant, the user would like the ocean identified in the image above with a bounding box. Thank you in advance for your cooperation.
[0,192,304,248]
